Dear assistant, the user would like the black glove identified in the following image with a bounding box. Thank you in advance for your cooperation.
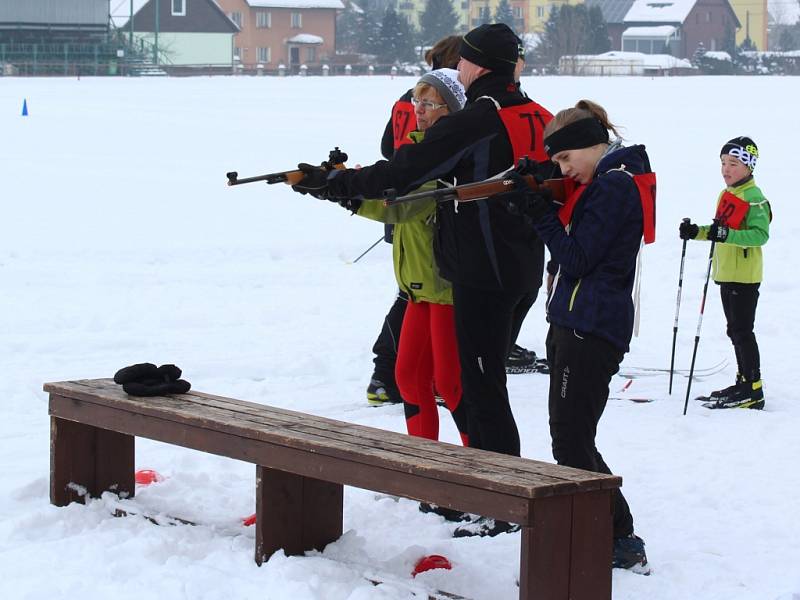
[504,171,555,223]
[330,196,362,213]
[291,163,331,199]
[679,221,699,240]
[707,221,729,242]
[113,363,191,397]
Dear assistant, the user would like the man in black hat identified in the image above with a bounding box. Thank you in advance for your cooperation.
[291,23,554,536]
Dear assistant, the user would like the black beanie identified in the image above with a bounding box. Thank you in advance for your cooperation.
[460,23,519,76]
[720,136,758,171]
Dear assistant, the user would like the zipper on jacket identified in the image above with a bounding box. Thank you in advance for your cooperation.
[545,268,560,317]
[743,248,749,258]
[568,279,582,311]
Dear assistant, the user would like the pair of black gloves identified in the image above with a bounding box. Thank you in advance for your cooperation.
[113,363,191,397]
[679,220,729,242]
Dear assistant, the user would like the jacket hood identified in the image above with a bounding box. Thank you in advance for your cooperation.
[596,143,651,177]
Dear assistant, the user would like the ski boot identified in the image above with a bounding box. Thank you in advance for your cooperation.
[367,378,402,407]
[704,379,764,410]
[695,374,742,403]
[613,533,650,574]
[505,344,547,374]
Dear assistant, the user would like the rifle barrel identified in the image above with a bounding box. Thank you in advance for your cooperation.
[226,170,302,186]
[384,188,452,206]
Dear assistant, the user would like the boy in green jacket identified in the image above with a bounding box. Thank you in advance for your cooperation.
[680,136,771,409]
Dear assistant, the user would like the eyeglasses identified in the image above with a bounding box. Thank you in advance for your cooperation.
[411,97,448,111]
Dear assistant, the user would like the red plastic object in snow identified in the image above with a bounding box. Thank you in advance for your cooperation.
[412,554,452,577]
[242,513,256,526]
[134,469,164,485]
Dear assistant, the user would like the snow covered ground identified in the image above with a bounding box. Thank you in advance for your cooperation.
[1,74,798,600]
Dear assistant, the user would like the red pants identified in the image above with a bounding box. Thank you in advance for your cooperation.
[395,301,467,445]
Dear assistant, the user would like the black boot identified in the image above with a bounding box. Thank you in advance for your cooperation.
[613,533,649,574]
[708,379,765,410]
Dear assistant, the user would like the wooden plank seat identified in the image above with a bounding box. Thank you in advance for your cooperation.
[45,378,621,600]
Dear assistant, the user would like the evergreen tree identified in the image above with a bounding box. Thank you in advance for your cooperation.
[377,5,418,63]
[419,0,459,46]
[359,0,384,54]
[535,3,610,67]
[778,27,797,51]
[586,5,610,54]
[336,0,384,55]
[336,5,364,54]
[493,0,516,32]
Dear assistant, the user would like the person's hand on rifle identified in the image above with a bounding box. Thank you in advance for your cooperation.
[292,163,333,199]
[504,171,556,223]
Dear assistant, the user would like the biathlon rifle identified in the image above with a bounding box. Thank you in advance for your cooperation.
[382,164,568,207]
[226,147,348,186]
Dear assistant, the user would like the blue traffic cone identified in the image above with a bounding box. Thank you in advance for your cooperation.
[22,98,28,116]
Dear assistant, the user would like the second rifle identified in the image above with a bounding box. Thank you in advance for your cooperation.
[383,172,569,207]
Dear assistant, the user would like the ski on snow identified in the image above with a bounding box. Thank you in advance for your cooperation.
[103,494,469,600]
[618,358,728,380]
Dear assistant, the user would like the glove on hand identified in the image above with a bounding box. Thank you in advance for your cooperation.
[679,221,699,240]
[707,221,729,242]
[114,363,191,396]
[291,163,331,199]
[504,171,555,223]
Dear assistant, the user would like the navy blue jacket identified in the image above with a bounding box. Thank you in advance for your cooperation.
[532,144,651,352]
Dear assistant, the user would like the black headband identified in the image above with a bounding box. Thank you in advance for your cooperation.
[544,118,609,158]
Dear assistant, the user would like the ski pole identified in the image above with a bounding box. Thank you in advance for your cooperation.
[348,236,384,264]
[683,233,717,415]
[669,217,691,395]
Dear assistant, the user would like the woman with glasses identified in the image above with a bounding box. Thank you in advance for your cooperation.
[332,70,470,452]
[365,35,463,410]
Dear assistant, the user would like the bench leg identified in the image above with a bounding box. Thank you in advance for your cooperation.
[518,491,613,600]
[255,465,343,565]
[50,416,135,506]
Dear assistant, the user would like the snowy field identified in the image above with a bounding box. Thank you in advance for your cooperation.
[1,74,798,600]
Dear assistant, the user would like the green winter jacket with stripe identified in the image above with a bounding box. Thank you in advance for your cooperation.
[355,131,453,304]
[697,177,770,283]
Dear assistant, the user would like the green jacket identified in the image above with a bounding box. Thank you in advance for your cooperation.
[356,132,453,304]
[697,177,770,283]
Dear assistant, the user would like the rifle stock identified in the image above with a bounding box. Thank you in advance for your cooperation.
[227,147,347,187]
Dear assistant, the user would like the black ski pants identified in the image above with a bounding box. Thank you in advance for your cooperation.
[370,290,408,386]
[546,324,634,538]
[720,282,761,382]
[452,283,522,456]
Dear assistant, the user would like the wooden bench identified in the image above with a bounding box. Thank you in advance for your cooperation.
[46,378,621,600]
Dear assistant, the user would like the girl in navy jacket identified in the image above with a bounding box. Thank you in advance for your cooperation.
[526,99,653,573]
